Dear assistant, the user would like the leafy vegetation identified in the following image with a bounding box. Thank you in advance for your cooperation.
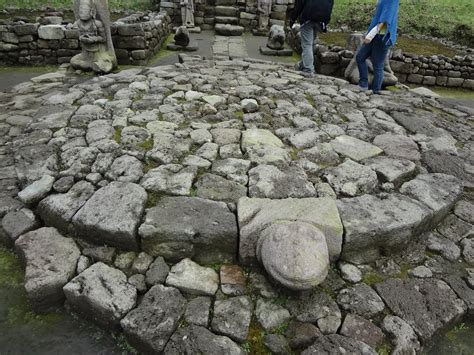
[0,0,157,11]
[330,0,474,46]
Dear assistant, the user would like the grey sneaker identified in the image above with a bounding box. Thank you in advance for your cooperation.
[294,62,301,71]
[301,71,315,78]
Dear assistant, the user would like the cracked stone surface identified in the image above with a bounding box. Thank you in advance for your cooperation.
[1,55,473,354]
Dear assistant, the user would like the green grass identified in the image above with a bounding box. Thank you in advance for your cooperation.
[319,32,460,57]
[330,0,474,46]
[430,87,474,100]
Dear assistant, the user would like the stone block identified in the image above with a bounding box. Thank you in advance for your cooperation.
[38,25,65,40]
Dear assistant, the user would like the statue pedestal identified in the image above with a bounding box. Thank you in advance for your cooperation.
[259,46,292,56]
[173,26,201,33]
[252,28,268,36]
[167,42,199,51]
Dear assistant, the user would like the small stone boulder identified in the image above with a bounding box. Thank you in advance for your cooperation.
[257,221,329,290]
[15,227,80,311]
[166,258,219,296]
[267,25,285,50]
[63,262,137,328]
[174,26,190,47]
[212,296,253,343]
[121,284,186,353]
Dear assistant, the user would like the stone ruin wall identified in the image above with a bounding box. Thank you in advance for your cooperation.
[0,11,172,67]
[160,0,293,31]
[302,42,474,90]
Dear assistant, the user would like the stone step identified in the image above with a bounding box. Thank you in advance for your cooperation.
[215,6,239,17]
[215,24,244,36]
[215,16,240,25]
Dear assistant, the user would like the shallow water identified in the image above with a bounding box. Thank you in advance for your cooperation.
[0,247,127,355]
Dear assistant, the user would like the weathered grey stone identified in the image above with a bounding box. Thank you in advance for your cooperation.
[461,237,474,264]
[340,314,385,348]
[148,133,191,164]
[437,214,473,243]
[190,129,212,145]
[196,142,219,160]
[140,197,238,263]
[241,129,289,166]
[339,262,362,283]
[121,285,186,353]
[238,197,343,264]
[211,296,253,343]
[298,143,340,166]
[285,321,321,349]
[249,165,316,199]
[145,256,169,286]
[130,252,153,274]
[373,134,421,161]
[128,274,147,293]
[105,155,143,183]
[2,208,39,242]
[38,25,65,40]
[337,283,385,318]
[381,315,421,355]
[195,173,247,204]
[140,164,197,196]
[363,156,416,184]
[63,262,137,328]
[15,227,80,311]
[248,271,278,299]
[323,159,378,197]
[454,200,474,224]
[257,222,329,290]
[287,288,341,334]
[400,173,463,226]
[215,24,244,36]
[210,128,241,145]
[301,334,377,355]
[212,158,251,185]
[72,182,147,250]
[0,197,23,218]
[113,251,136,271]
[375,278,467,342]
[337,194,431,263]
[443,274,474,314]
[166,258,219,296]
[53,176,75,192]
[409,265,433,278]
[256,298,291,331]
[18,175,55,205]
[330,135,382,161]
[241,98,258,113]
[164,325,244,355]
[220,264,246,296]
[202,95,226,107]
[83,246,116,264]
[37,181,95,233]
[184,296,211,327]
[76,255,91,274]
[427,233,461,261]
[289,129,330,150]
[263,334,290,355]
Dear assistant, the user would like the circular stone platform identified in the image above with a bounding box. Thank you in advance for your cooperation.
[0,56,473,353]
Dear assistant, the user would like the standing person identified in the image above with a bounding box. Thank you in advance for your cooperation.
[356,0,400,93]
[289,0,334,77]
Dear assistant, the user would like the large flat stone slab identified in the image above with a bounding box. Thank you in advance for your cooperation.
[400,173,463,227]
[37,181,95,234]
[121,285,186,353]
[139,197,238,263]
[330,135,382,162]
[15,227,80,311]
[63,262,137,328]
[72,182,147,250]
[375,279,467,342]
[337,194,432,263]
[166,258,219,296]
[238,197,343,264]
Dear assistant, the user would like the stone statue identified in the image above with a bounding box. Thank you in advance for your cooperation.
[180,0,195,28]
[70,0,117,74]
[257,0,272,31]
[344,33,398,87]
[267,24,285,50]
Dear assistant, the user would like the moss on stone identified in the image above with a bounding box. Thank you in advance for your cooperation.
[137,137,154,151]
[362,273,385,286]
[235,111,245,120]
[305,94,316,107]
[376,341,392,355]
[145,191,165,208]
[244,317,271,354]
[113,127,122,144]
[143,160,159,173]
[0,247,23,288]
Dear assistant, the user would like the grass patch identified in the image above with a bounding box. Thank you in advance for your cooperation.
[305,94,316,107]
[0,0,155,11]
[362,273,385,286]
[289,147,303,161]
[271,322,289,335]
[243,317,270,355]
[376,342,392,355]
[234,111,245,120]
[206,263,223,273]
[147,34,176,66]
[0,247,23,288]
[112,333,138,354]
[272,295,289,307]
[145,191,164,208]
[137,137,154,151]
[113,127,122,144]
[143,160,159,173]
[430,86,474,100]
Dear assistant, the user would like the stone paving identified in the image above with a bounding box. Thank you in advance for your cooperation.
[0,56,473,354]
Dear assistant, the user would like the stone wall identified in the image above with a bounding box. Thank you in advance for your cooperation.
[160,0,293,31]
[0,11,172,67]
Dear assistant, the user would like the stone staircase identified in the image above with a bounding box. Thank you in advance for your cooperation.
[214,0,244,35]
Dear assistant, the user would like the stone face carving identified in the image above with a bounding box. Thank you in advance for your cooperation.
[180,0,195,28]
[257,0,272,31]
[344,33,398,87]
[174,26,190,47]
[71,0,117,74]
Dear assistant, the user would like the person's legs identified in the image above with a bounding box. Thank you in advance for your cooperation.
[299,21,315,73]
[356,42,372,89]
[370,35,390,93]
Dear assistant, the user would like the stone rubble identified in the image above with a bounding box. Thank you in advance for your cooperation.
[0,55,473,354]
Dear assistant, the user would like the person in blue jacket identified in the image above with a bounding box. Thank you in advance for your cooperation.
[356,0,400,93]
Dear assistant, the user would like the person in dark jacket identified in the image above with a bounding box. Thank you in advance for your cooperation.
[289,0,334,77]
